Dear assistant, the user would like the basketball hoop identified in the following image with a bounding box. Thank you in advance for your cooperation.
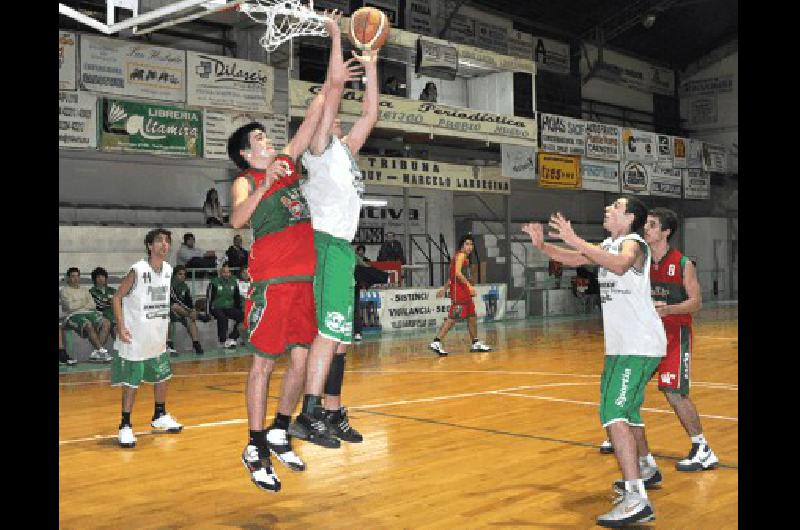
[239,0,329,52]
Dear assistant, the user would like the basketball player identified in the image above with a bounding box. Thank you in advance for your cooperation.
[600,208,718,474]
[290,46,379,446]
[110,228,183,449]
[522,196,666,527]
[227,12,362,492]
[429,234,493,356]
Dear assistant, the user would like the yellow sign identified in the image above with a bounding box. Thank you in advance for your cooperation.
[290,80,537,146]
[537,152,581,188]
[358,156,510,194]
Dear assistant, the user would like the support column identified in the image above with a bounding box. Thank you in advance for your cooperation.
[504,194,512,295]
[403,186,411,286]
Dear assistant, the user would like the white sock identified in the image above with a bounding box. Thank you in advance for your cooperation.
[639,454,657,468]
[691,433,707,446]
[625,479,647,498]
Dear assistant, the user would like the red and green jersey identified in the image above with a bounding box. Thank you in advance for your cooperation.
[449,252,472,302]
[650,247,692,326]
[240,165,315,283]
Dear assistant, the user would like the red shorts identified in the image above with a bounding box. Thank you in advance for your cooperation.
[244,281,316,358]
[655,322,692,395]
[448,298,476,320]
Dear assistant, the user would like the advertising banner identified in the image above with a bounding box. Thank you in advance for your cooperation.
[581,159,620,193]
[441,12,476,46]
[533,35,570,75]
[59,31,77,91]
[584,121,621,161]
[501,144,536,180]
[475,20,508,54]
[686,138,703,168]
[539,113,586,155]
[679,75,734,96]
[99,99,202,156]
[649,165,682,197]
[507,30,533,60]
[672,136,687,168]
[204,110,287,160]
[622,128,656,163]
[187,52,274,113]
[538,152,580,189]
[455,42,535,74]
[290,80,537,146]
[656,134,673,166]
[358,156,510,194]
[688,94,718,126]
[702,142,728,173]
[683,169,710,200]
[59,91,98,149]
[406,0,435,36]
[80,35,185,102]
[621,160,650,196]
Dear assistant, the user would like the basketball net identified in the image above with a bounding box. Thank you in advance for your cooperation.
[239,0,329,52]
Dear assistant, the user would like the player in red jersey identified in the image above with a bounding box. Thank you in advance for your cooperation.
[429,234,492,356]
[601,208,718,482]
[227,11,364,493]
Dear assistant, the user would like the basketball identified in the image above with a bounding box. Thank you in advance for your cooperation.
[348,6,391,51]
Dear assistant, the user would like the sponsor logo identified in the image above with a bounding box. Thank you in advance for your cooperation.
[325,311,352,335]
[615,368,632,406]
[660,372,676,384]
[668,264,676,276]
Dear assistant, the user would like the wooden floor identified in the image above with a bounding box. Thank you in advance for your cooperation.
[59,304,738,529]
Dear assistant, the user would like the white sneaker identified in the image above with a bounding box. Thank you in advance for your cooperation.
[266,428,306,471]
[224,338,238,349]
[676,443,719,471]
[600,439,614,454]
[151,413,183,433]
[597,490,655,527]
[166,345,177,354]
[241,445,281,492]
[612,465,663,497]
[429,340,448,356]
[101,349,113,362]
[119,426,136,448]
[470,340,492,352]
[353,333,363,341]
[89,350,105,363]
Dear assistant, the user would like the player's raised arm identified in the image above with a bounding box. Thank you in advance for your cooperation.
[521,221,591,267]
[342,49,379,155]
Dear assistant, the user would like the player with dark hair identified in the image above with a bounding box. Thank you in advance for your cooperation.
[521,196,666,527]
[90,267,116,343]
[429,234,493,356]
[110,228,183,449]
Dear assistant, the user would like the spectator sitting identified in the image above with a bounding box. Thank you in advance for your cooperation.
[206,264,244,349]
[89,267,116,344]
[177,233,218,274]
[203,188,228,226]
[377,231,406,264]
[59,324,77,366]
[168,264,209,356]
[355,244,371,265]
[59,267,112,363]
[419,81,438,103]
[225,234,250,270]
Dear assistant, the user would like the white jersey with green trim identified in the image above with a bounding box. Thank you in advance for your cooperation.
[300,135,363,242]
[598,233,666,357]
[114,260,172,361]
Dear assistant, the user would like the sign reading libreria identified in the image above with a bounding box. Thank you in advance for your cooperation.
[100,99,202,156]
[290,80,537,146]
[187,52,274,113]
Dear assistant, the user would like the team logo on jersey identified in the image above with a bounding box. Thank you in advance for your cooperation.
[668,264,676,276]
[660,372,676,384]
[280,188,310,219]
[325,311,352,335]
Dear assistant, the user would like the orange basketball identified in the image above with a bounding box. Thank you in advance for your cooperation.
[348,6,391,51]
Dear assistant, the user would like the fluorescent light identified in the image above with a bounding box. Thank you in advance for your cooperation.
[362,199,388,207]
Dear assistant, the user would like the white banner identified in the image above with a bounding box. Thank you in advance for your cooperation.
[702,143,727,173]
[679,75,734,96]
[364,0,400,26]
[683,169,710,200]
[649,165,682,197]
[406,0,435,36]
[59,32,77,91]
[533,36,570,75]
[672,136,687,169]
[581,159,620,192]
[621,161,650,196]
[686,138,703,168]
[79,35,185,102]
[540,113,586,155]
[203,110,287,160]
[59,91,98,149]
[622,128,656,163]
[376,284,507,331]
[501,145,536,180]
[187,52,274,113]
[656,134,673,166]
[585,121,621,161]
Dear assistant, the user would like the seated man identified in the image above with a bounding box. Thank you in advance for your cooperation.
[207,264,244,349]
[177,233,218,270]
[59,267,112,363]
[377,231,405,264]
[89,267,116,344]
[168,264,208,356]
[226,234,250,271]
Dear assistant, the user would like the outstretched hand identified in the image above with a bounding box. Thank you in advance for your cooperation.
[342,57,365,83]
[521,222,545,249]
[321,9,341,37]
[548,212,579,247]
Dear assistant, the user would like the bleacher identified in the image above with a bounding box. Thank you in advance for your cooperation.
[59,202,206,227]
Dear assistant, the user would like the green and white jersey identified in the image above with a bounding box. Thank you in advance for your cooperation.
[300,136,363,242]
[89,285,116,319]
[114,260,172,361]
[598,233,666,357]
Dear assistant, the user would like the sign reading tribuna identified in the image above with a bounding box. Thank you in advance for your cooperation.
[358,156,510,194]
[100,99,203,156]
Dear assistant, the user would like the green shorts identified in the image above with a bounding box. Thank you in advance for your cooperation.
[110,351,173,388]
[599,355,662,427]
[64,311,105,336]
[313,230,356,344]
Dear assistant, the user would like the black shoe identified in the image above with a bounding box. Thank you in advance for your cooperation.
[323,407,363,443]
[288,412,341,448]
[193,341,204,355]
[241,445,281,492]
[59,350,77,366]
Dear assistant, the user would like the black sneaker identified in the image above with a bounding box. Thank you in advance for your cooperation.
[193,341,204,355]
[241,444,281,492]
[59,350,77,366]
[288,412,341,448]
[324,407,363,443]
